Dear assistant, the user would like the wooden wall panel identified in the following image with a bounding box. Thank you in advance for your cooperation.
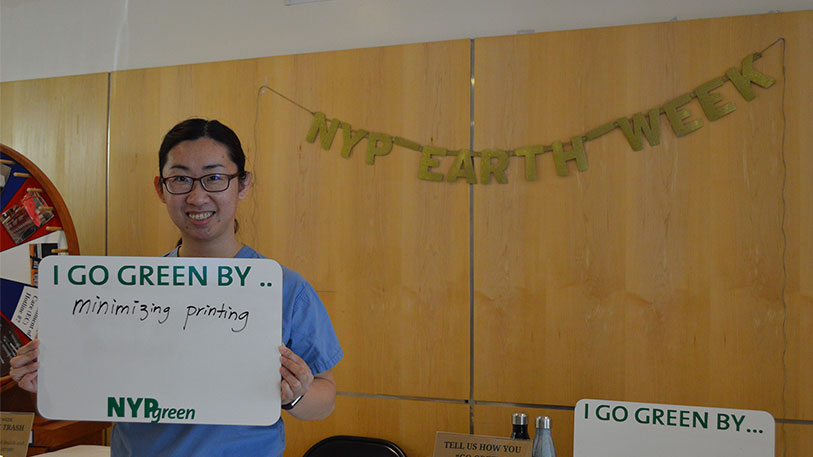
[777,423,813,457]
[785,11,813,423]
[473,405,574,457]
[108,61,261,256]
[0,74,108,255]
[472,10,812,422]
[283,396,469,457]
[252,43,471,398]
[108,40,472,398]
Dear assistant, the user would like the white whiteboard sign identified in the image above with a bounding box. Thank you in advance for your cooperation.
[574,399,774,457]
[37,256,283,426]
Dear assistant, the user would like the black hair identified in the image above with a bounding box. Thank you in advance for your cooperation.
[159,118,248,246]
[158,118,248,180]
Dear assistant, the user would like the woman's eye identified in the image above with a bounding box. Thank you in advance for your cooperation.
[170,176,192,184]
[204,174,227,183]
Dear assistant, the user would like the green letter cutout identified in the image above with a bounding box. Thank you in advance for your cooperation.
[446,149,477,184]
[663,93,703,137]
[339,123,368,158]
[514,145,544,181]
[480,149,509,184]
[552,137,588,177]
[617,109,661,151]
[725,53,776,102]
[418,146,446,182]
[365,132,393,165]
[694,77,736,121]
[305,112,341,150]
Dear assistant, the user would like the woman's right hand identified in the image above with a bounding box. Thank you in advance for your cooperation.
[9,339,40,393]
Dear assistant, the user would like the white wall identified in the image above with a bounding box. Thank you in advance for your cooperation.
[1,0,810,82]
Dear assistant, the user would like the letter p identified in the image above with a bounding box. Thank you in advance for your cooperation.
[144,398,159,422]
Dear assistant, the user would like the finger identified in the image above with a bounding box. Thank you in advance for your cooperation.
[11,361,39,379]
[280,365,301,385]
[280,365,304,393]
[281,362,313,396]
[279,348,312,378]
[280,356,310,380]
[17,340,40,355]
[280,379,293,399]
[10,349,39,368]
[13,343,39,361]
[279,345,306,365]
[16,340,39,356]
[279,346,314,396]
[19,372,38,392]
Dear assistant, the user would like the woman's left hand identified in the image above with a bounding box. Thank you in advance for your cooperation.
[279,345,314,404]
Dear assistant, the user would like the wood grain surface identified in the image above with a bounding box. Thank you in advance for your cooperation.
[1,73,108,255]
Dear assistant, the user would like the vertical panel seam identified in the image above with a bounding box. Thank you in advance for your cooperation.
[778,37,788,457]
[105,72,111,256]
[469,38,476,435]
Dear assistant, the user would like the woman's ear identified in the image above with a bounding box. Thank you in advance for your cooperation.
[154,176,166,202]
[237,172,252,200]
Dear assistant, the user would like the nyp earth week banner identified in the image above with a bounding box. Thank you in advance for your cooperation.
[299,49,778,184]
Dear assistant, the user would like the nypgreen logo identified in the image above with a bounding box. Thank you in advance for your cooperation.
[107,397,196,423]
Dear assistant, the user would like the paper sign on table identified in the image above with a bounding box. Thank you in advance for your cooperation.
[574,399,774,457]
[433,432,532,457]
[0,412,35,457]
[37,256,283,426]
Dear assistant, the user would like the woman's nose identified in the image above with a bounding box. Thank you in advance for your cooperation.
[185,181,210,204]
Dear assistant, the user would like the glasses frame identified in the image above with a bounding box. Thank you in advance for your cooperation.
[160,173,242,195]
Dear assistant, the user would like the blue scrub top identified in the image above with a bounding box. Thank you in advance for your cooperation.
[111,245,343,457]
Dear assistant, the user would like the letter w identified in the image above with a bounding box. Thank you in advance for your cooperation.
[617,108,661,151]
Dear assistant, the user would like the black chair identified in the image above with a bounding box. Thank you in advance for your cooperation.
[303,435,407,457]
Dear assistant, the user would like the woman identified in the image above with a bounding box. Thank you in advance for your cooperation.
[10,118,343,456]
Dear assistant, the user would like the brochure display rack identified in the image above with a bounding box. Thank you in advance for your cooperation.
[1,144,80,388]
[0,145,106,455]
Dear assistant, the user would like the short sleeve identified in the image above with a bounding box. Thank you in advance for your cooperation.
[282,268,343,375]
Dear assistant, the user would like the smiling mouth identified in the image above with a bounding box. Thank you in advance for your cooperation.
[188,211,214,221]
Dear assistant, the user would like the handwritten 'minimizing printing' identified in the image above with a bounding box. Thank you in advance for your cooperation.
[71,296,250,332]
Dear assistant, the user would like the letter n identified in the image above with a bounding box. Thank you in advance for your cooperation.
[305,112,341,150]
[108,397,125,418]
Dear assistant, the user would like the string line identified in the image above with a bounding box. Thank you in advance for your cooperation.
[253,39,784,156]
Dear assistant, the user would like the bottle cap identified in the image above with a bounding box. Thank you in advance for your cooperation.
[535,415,551,429]
[512,412,528,425]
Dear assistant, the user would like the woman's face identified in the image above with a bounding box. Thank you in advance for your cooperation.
[154,137,250,247]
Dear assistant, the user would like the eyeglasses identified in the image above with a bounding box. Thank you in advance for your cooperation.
[160,173,242,195]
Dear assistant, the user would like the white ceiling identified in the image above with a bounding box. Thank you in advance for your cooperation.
[1,0,810,82]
